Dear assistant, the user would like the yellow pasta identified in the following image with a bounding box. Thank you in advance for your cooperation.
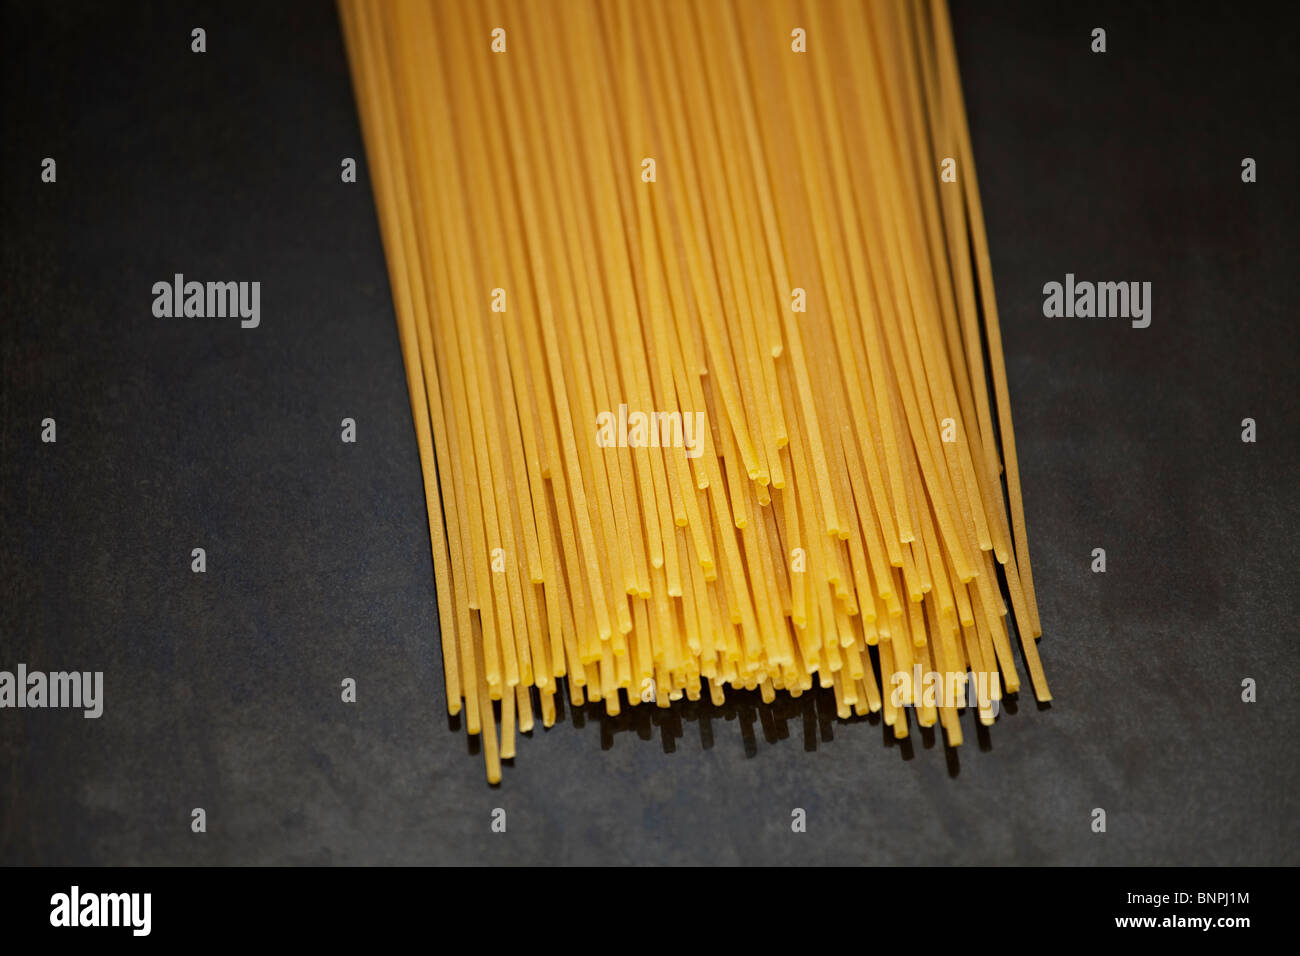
[339,0,1050,783]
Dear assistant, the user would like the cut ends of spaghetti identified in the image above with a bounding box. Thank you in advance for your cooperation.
[340,0,1049,783]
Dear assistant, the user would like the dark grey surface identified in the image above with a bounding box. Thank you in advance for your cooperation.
[1,0,1296,865]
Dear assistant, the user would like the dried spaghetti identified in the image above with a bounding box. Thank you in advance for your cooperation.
[339,0,1049,783]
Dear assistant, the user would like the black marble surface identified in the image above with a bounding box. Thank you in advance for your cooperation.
[1,0,1296,865]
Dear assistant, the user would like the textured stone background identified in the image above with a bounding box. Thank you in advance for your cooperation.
[1,0,1296,865]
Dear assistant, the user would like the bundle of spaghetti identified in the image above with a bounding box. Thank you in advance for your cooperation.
[339,0,1049,783]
